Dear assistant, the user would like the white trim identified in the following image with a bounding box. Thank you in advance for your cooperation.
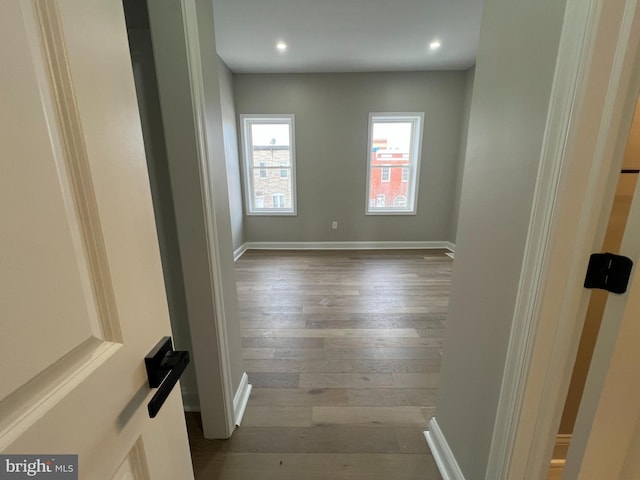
[182,0,235,437]
[181,388,200,412]
[233,372,252,426]
[445,242,455,253]
[424,418,466,480]
[243,241,452,251]
[487,0,640,478]
[233,243,248,261]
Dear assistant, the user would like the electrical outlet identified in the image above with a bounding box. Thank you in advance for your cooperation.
[331,221,338,230]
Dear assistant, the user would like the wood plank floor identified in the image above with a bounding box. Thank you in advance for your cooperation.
[187,250,452,479]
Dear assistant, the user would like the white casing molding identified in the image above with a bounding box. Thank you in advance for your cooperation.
[233,372,252,426]
[424,418,466,480]
[241,241,454,251]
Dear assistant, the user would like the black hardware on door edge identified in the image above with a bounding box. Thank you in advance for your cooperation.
[145,337,189,418]
[584,252,633,294]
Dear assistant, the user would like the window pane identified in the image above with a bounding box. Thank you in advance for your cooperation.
[369,166,410,210]
[372,122,412,152]
[251,123,291,167]
[252,146,291,168]
[251,123,290,147]
[252,169,293,209]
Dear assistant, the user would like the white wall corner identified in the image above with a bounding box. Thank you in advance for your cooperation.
[233,372,252,426]
[445,242,455,252]
[233,243,248,261]
[181,388,200,412]
[424,418,466,480]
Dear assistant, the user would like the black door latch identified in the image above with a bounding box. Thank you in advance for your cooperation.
[145,336,190,418]
[584,252,633,294]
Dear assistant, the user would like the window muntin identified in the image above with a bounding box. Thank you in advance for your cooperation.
[366,113,423,214]
[241,115,296,215]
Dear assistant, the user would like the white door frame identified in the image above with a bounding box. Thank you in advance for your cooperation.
[486,0,640,478]
[181,0,237,437]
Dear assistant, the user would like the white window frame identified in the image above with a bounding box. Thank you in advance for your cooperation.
[381,166,391,182]
[365,112,424,215]
[240,114,297,215]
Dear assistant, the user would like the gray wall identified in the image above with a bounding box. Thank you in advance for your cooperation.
[435,0,568,478]
[218,58,245,251]
[449,66,475,244]
[234,72,467,243]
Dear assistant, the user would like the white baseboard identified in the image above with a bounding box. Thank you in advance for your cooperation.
[424,418,466,480]
[243,241,453,251]
[233,372,252,426]
[181,388,200,412]
[233,243,248,261]
[445,241,455,252]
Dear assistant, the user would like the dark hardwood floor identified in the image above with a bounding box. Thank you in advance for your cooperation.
[187,249,452,479]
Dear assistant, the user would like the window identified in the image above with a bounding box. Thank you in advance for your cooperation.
[241,115,296,215]
[366,113,424,214]
[394,195,407,207]
[272,193,285,208]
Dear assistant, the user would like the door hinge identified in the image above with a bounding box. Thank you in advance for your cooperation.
[584,252,633,294]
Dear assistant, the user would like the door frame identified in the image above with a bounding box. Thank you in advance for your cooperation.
[486,0,640,478]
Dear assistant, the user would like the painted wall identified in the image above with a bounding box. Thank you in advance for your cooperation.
[218,58,245,251]
[449,66,475,244]
[435,0,568,478]
[233,72,467,243]
[148,0,244,437]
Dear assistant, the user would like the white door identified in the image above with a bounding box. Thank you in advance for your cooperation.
[565,188,640,478]
[0,1,194,479]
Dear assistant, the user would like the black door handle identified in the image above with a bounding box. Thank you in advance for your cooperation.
[145,337,190,418]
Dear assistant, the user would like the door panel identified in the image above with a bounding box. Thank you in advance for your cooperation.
[0,1,193,478]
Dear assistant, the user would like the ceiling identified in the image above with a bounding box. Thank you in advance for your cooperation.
[213,0,485,74]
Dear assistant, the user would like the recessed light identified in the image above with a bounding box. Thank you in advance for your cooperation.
[276,42,287,51]
[429,41,441,50]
